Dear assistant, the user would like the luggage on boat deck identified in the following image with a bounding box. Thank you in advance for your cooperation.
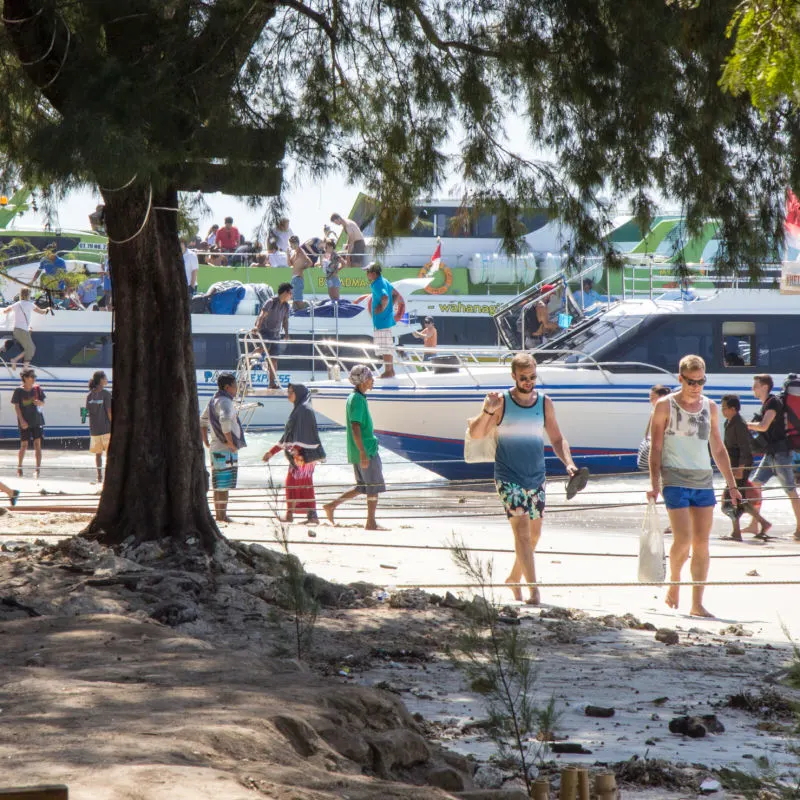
[190,293,211,314]
[207,281,246,315]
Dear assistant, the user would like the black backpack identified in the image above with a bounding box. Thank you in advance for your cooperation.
[781,374,800,451]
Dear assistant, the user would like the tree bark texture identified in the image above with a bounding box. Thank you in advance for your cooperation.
[85,186,220,550]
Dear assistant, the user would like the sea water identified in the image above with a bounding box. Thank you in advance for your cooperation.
[0,431,442,490]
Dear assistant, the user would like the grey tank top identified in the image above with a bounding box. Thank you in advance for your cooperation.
[661,395,713,489]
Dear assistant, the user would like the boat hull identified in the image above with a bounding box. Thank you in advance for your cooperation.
[310,369,765,479]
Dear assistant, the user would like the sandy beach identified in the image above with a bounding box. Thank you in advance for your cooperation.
[1,448,799,798]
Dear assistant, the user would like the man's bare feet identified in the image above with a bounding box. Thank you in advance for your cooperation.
[379,372,396,379]
[525,587,541,606]
[505,576,523,602]
[665,586,680,609]
[689,605,715,618]
[365,522,390,531]
[323,503,335,524]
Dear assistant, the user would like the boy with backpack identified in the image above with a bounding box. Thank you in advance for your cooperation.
[747,374,800,539]
[720,394,771,541]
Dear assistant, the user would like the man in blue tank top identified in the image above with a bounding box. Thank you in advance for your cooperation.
[467,353,578,605]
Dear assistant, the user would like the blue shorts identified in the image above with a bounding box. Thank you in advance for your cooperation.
[326,275,341,289]
[753,451,796,491]
[662,486,716,510]
[290,275,304,302]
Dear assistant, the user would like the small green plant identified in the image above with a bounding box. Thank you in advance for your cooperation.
[266,467,318,660]
[450,536,560,794]
[781,620,800,689]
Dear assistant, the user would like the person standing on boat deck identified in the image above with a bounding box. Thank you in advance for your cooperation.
[468,353,579,606]
[270,218,294,252]
[201,373,246,523]
[721,394,771,541]
[330,213,366,267]
[12,368,46,480]
[181,240,198,297]
[86,370,112,484]
[323,365,387,530]
[746,374,800,539]
[365,263,401,379]
[205,224,220,247]
[411,316,438,359]
[263,383,326,524]
[322,238,344,301]
[215,216,241,253]
[287,235,313,311]
[647,355,741,618]
[2,288,48,369]
[252,282,293,390]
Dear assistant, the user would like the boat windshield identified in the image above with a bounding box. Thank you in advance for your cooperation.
[535,313,648,363]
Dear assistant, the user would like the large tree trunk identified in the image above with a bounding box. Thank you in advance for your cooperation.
[84,185,220,550]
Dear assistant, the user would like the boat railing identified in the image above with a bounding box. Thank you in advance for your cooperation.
[300,339,675,389]
[620,257,793,299]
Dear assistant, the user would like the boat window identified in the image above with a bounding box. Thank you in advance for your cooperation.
[597,317,715,371]
[752,317,800,371]
[722,321,755,367]
[192,334,239,370]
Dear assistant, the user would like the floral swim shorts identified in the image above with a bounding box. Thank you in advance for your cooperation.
[495,480,546,520]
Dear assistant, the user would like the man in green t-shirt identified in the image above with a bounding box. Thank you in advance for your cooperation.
[324,364,387,529]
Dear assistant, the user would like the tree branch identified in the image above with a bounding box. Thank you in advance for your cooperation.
[3,0,75,108]
[404,0,502,58]
[277,0,336,43]
[187,0,276,85]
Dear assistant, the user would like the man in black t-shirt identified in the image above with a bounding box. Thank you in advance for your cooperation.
[747,373,800,538]
[11,368,45,479]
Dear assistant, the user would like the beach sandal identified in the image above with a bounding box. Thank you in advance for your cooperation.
[753,531,775,542]
[10,490,19,507]
[565,467,589,500]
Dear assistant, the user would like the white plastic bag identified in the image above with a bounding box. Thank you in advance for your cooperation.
[463,417,497,463]
[638,500,666,583]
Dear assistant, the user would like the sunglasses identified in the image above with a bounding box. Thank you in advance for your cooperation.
[681,374,707,387]
[517,373,537,383]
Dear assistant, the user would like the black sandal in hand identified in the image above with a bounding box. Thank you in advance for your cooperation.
[565,467,590,500]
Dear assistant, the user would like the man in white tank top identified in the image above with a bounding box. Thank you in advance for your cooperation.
[647,354,741,618]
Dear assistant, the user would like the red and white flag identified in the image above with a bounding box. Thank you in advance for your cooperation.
[429,240,441,273]
[785,189,800,250]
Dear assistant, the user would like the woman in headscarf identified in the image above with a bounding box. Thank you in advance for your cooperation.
[263,383,326,524]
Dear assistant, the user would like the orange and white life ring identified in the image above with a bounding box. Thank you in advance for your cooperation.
[355,293,406,323]
[418,262,453,295]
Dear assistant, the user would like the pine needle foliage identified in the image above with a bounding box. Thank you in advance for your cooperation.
[0,0,798,270]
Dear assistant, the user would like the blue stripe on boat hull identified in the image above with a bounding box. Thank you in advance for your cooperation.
[376,430,637,481]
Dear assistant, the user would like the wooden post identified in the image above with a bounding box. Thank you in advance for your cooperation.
[559,767,577,800]
[576,768,590,800]
[0,788,68,800]
[594,772,618,799]
[531,777,550,799]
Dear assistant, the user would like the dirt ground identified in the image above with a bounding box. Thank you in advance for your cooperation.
[0,509,798,799]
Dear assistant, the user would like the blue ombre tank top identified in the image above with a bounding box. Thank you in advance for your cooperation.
[494,390,546,488]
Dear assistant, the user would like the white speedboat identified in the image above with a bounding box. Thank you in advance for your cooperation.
[0,278,427,441]
[309,268,800,479]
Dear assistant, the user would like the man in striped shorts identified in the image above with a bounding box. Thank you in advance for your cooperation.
[365,263,401,378]
[201,373,246,523]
